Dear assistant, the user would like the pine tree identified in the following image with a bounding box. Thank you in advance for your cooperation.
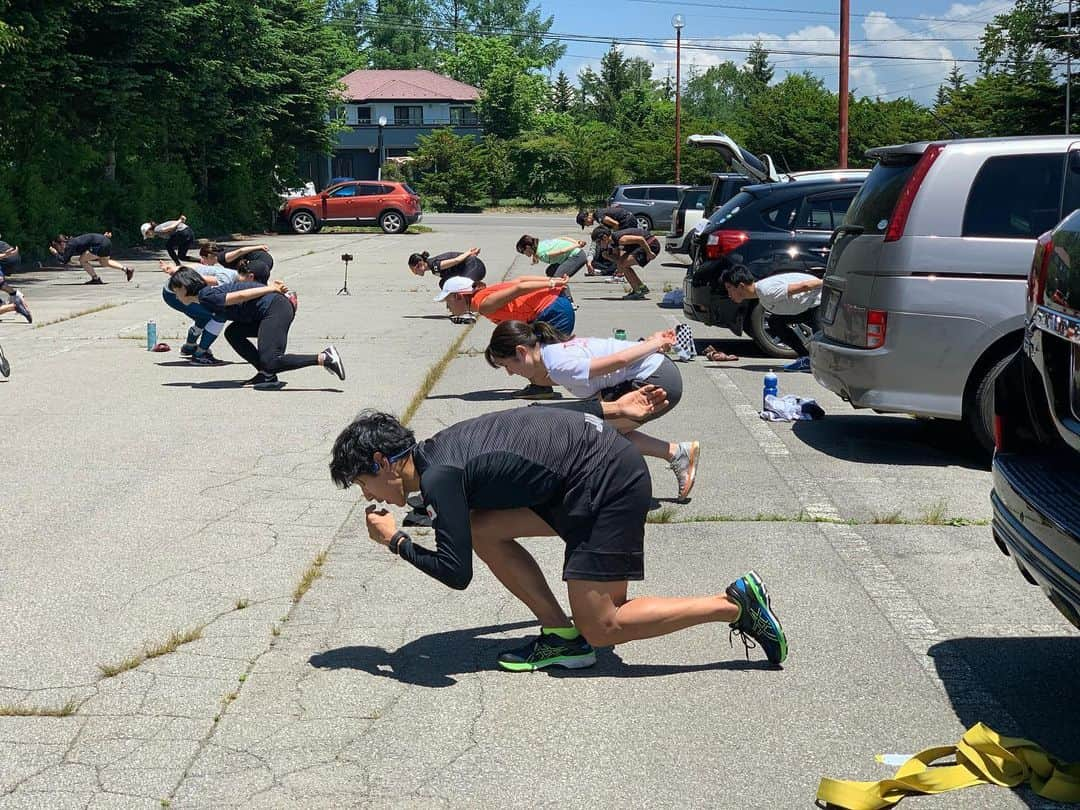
[551,71,575,112]
[745,40,774,88]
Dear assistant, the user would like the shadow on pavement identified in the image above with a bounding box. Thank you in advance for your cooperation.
[309,621,774,687]
[400,315,455,320]
[792,414,987,470]
[426,389,562,403]
[928,635,1080,807]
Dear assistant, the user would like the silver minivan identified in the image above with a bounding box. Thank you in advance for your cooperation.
[811,135,1080,452]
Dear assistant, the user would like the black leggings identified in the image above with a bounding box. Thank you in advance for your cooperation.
[767,306,820,358]
[166,229,195,263]
[544,251,588,278]
[224,295,319,374]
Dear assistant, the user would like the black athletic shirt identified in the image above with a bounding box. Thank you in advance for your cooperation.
[596,207,637,230]
[218,247,272,269]
[197,281,277,322]
[58,233,110,263]
[613,228,658,250]
[429,251,482,284]
[399,407,624,589]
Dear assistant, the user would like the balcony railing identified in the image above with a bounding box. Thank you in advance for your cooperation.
[347,118,480,129]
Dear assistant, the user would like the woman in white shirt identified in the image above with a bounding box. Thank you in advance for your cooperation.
[484,321,700,499]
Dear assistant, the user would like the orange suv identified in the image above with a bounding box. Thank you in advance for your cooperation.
[279,180,422,235]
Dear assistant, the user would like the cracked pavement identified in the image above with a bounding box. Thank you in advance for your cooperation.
[1,214,1077,809]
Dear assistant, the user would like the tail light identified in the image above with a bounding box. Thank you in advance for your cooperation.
[866,309,887,348]
[1028,231,1053,306]
[676,208,685,234]
[704,229,750,260]
[883,143,945,243]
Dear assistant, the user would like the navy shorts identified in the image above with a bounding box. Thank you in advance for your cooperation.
[535,295,575,336]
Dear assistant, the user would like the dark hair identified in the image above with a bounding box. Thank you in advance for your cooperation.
[515,235,538,254]
[330,409,416,488]
[721,265,755,288]
[575,211,593,229]
[199,242,218,258]
[484,320,567,368]
[51,234,68,247]
[590,225,612,243]
[167,266,208,296]
[407,251,429,268]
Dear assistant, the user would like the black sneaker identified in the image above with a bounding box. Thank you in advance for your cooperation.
[622,289,647,301]
[190,350,222,365]
[84,277,105,285]
[511,383,556,400]
[0,342,8,378]
[497,631,597,672]
[402,508,433,528]
[12,292,31,324]
[123,266,135,281]
[180,343,197,356]
[243,372,274,387]
[322,345,345,381]
[253,374,285,390]
[725,571,787,666]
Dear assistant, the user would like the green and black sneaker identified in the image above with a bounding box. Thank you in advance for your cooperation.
[725,571,788,666]
[497,627,597,672]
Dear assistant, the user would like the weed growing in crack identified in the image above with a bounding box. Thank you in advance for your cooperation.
[35,301,121,328]
[292,550,328,603]
[271,624,280,637]
[235,598,249,610]
[646,506,676,524]
[401,327,473,425]
[0,700,77,717]
[238,674,247,683]
[98,626,204,678]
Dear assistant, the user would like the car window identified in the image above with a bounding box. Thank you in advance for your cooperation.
[680,189,709,210]
[796,192,856,230]
[621,187,648,200]
[329,185,358,198]
[761,198,799,230]
[843,159,919,235]
[377,184,395,194]
[649,187,680,201]
[404,183,417,195]
[355,185,382,196]
[709,191,755,226]
[963,153,1064,239]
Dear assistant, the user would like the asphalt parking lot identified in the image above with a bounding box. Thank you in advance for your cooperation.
[0,213,1076,809]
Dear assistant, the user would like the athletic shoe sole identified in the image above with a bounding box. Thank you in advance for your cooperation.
[742,570,787,665]
[13,294,31,324]
[498,650,597,672]
[0,343,8,377]
[323,345,346,381]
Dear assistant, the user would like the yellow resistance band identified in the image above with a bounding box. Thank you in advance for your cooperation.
[817,722,1080,809]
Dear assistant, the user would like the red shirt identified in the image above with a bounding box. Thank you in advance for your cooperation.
[473,282,559,323]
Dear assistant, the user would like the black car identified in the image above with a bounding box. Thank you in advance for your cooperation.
[682,175,865,357]
[992,210,1080,629]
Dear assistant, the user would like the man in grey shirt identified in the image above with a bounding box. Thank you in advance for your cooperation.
[722,265,823,371]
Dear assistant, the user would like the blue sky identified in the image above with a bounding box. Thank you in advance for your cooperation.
[542,0,1016,103]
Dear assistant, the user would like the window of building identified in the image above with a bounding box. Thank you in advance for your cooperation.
[450,106,478,126]
[387,148,413,158]
[394,106,423,126]
[355,106,372,125]
[962,153,1064,239]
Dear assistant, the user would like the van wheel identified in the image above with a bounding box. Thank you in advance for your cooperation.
[965,352,1014,456]
[635,214,653,231]
[747,304,802,359]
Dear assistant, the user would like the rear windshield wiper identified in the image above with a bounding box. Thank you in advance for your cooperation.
[830,223,864,245]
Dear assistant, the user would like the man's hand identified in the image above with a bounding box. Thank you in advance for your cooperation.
[576,240,586,248]
[467,247,480,257]
[365,505,396,546]
[268,279,288,294]
[159,260,177,276]
[649,329,676,351]
[613,384,669,421]
[259,244,269,251]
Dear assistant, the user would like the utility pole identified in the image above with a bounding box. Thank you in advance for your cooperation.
[839,0,850,168]
[673,14,685,185]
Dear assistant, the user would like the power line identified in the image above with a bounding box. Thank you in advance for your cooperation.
[623,0,1011,25]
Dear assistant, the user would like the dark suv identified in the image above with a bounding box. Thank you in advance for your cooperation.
[992,209,1080,629]
[682,175,867,357]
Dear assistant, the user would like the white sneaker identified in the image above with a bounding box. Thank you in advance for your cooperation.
[670,441,700,500]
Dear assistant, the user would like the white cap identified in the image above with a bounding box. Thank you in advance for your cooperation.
[140,222,153,239]
[434,275,476,301]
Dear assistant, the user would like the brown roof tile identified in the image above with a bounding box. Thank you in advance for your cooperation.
[340,70,480,102]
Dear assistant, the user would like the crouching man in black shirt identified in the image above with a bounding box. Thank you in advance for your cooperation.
[330,407,788,672]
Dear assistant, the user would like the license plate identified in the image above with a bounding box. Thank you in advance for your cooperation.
[1072,343,1080,422]
[821,288,840,325]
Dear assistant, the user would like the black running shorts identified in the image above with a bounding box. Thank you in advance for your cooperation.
[531,441,650,582]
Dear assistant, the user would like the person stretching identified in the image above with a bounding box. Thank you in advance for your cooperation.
[408,248,486,288]
[166,267,344,389]
[199,243,274,284]
[330,407,787,672]
[49,233,134,283]
[722,265,822,372]
[0,238,31,323]
[591,225,660,300]
[485,321,700,499]
[141,216,196,263]
[437,274,574,399]
[515,235,592,280]
[575,206,637,231]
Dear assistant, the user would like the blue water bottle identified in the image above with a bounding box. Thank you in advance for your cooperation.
[146,320,157,351]
[763,369,778,409]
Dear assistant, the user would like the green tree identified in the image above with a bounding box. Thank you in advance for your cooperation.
[440,0,564,67]
[477,135,515,205]
[412,129,486,209]
[478,63,547,138]
[745,41,774,89]
[550,71,575,113]
[331,0,436,69]
[437,33,542,89]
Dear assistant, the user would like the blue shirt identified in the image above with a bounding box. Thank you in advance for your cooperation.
[198,281,276,323]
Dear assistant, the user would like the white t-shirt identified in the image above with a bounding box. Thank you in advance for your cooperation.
[540,337,665,398]
[754,272,821,315]
[154,220,192,236]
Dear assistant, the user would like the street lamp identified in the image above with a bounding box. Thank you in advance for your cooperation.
[377,115,387,181]
[672,14,685,185]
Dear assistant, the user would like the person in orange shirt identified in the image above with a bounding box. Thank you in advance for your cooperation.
[436,274,574,399]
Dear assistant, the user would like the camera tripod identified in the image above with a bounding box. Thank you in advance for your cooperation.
[337,254,352,295]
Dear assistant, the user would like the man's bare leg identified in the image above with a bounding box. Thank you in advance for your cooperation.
[470,507,570,628]
[79,254,100,280]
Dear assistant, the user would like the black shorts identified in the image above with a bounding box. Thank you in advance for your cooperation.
[531,441,650,582]
[628,236,661,268]
[89,238,111,258]
[599,356,683,423]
